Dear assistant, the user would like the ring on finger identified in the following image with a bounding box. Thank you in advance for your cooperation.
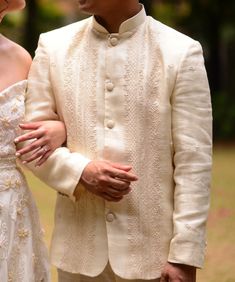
[41,145,50,154]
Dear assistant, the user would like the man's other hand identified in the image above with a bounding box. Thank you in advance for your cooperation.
[74,160,138,202]
[160,262,196,282]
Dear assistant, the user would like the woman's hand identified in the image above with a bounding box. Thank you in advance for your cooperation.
[15,120,66,166]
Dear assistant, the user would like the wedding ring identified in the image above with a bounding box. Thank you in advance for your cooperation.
[42,145,50,154]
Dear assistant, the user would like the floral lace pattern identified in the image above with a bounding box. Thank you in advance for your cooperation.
[0,81,50,282]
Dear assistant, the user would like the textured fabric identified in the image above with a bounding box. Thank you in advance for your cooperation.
[24,5,212,280]
[58,263,160,282]
[0,81,50,281]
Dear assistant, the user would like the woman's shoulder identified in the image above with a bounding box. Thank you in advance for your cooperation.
[9,39,32,69]
[0,36,31,71]
[0,36,31,91]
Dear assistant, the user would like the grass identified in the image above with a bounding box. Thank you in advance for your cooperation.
[23,170,58,281]
[23,144,235,282]
[197,144,235,282]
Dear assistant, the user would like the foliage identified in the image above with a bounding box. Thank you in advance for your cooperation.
[23,0,65,53]
[147,0,235,140]
[212,93,235,140]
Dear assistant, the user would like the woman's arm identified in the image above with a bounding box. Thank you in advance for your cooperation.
[15,120,66,166]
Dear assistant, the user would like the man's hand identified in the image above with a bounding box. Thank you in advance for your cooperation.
[160,262,196,282]
[74,160,138,201]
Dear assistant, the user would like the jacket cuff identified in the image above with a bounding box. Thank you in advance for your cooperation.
[65,156,91,202]
[168,236,206,268]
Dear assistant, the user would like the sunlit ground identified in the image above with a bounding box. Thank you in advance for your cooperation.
[24,144,235,282]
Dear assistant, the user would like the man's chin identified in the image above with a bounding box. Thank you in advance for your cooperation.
[78,0,86,4]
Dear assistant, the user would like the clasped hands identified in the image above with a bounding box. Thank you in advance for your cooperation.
[74,160,138,202]
[75,162,196,282]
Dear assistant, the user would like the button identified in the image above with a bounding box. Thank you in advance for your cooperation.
[106,82,114,92]
[110,37,118,46]
[106,212,115,222]
[106,120,115,129]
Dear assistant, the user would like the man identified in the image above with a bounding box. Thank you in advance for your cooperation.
[23,0,212,281]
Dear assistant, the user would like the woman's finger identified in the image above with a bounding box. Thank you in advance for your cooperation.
[14,128,45,143]
[16,127,46,143]
[19,122,42,130]
[16,138,47,156]
[22,145,51,164]
[35,149,52,167]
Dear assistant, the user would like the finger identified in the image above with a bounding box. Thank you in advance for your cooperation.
[97,175,130,191]
[106,186,131,197]
[101,192,123,202]
[19,122,42,130]
[109,178,131,190]
[110,168,138,182]
[22,146,51,164]
[16,138,47,156]
[35,150,52,166]
[110,162,132,171]
[14,129,44,143]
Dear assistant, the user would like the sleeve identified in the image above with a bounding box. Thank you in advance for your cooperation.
[22,34,90,201]
[168,41,212,268]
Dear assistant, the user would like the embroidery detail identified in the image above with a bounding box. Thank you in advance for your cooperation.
[0,82,49,281]
[61,24,98,272]
[123,20,165,275]
[18,228,30,239]
[0,221,8,259]
[1,117,11,128]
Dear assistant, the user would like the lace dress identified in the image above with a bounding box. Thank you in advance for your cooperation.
[0,81,50,281]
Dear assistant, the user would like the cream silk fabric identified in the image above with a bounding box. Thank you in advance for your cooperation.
[24,7,212,280]
[0,81,50,282]
[58,263,160,282]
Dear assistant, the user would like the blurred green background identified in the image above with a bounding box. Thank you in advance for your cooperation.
[1,0,235,281]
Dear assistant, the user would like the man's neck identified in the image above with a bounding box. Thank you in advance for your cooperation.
[95,3,141,33]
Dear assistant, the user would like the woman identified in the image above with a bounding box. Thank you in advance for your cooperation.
[0,0,66,281]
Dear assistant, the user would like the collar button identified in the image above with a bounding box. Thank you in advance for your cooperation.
[110,37,118,46]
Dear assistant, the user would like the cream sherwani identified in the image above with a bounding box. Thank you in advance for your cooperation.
[24,6,212,280]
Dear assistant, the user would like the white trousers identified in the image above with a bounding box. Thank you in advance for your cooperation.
[58,263,160,282]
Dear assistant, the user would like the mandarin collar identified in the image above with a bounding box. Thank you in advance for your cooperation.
[92,4,146,35]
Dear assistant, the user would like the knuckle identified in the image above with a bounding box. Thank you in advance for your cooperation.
[30,144,38,150]
[98,175,108,184]
[40,127,46,134]
[110,190,119,197]
[43,136,50,143]
[101,167,109,174]
[122,182,130,188]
